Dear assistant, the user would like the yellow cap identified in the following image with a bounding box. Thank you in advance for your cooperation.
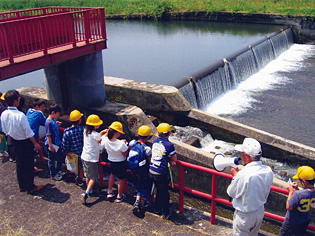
[1,92,6,101]
[109,121,124,134]
[69,110,83,122]
[157,123,171,133]
[293,166,315,180]
[138,125,152,136]
[86,114,103,126]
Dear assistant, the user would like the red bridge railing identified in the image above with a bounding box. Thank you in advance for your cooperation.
[174,160,315,232]
[0,7,106,64]
[97,157,315,231]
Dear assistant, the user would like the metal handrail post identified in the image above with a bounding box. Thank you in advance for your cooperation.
[179,163,185,213]
[100,9,106,40]
[84,11,91,44]
[4,24,14,64]
[98,154,105,186]
[210,174,218,224]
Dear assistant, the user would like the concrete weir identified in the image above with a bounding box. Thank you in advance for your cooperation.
[104,76,315,166]
[19,76,315,172]
[18,76,315,223]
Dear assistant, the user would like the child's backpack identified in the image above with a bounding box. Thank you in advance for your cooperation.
[127,141,148,174]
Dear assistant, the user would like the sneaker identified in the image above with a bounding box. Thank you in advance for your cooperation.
[52,173,63,181]
[162,212,172,220]
[133,201,141,214]
[107,191,115,199]
[9,157,16,163]
[81,193,88,205]
[142,201,150,209]
[154,209,162,216]
[58,170,66,176]
[75,177,84,187]
[115,194,126,203]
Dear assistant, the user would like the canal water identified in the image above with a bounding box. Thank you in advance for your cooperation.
[0,20,281,92]
[206,44,315,148]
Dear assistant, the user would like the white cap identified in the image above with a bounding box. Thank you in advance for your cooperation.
[235,138,262,158]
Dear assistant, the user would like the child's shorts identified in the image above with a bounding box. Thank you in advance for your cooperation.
[109,160,128,180]
[82,160,99,180]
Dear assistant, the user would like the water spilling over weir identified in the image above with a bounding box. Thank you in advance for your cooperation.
[178,28,294,109]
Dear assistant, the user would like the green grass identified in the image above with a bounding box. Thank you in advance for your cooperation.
[0,0,314,17]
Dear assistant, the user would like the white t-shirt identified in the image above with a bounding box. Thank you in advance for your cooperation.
[81,130,102,163]
[101,136,128,162]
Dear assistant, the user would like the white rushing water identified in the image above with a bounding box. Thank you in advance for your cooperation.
[205,44,315,116]
[171,125,298,181]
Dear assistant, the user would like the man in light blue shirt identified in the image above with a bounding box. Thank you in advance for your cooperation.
[227,138,274,236]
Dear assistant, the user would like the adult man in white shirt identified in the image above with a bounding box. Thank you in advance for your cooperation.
[1,90,44,194]
[227,138,274,236]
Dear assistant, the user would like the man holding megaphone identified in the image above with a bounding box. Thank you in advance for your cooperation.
[227,138,274,236]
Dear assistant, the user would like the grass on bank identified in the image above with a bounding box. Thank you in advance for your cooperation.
[0,0,314,18]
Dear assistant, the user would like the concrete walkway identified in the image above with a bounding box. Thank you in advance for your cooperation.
[0,157,277,236]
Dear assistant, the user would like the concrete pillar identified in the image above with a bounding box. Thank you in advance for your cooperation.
[44,51,106,109]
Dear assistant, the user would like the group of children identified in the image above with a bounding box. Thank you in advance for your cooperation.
[0,91,177,219]
[79,113,177,219]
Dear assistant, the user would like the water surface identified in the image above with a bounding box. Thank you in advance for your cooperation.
[206,44,315,148]
[0,20,282,91]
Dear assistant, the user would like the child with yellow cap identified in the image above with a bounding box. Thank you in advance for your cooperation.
[279,166,315,235]
[101,121,129,203]
[81,114,106,204]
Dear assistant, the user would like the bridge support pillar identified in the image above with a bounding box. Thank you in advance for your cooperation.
[44,51,106,109]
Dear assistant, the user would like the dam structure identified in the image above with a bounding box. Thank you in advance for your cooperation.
[178,28,294,109]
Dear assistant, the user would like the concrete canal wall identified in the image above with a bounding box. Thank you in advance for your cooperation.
[104,76,315,166]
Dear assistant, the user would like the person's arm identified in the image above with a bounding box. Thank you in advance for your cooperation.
[100,129,108,136]
[230,167,239,177]
[286,183,298,211]
[47,135,55,152]
[226,173,244,199]
[170,153,177,166]
[121,140,129,157]
[60,131,69,154]
[29,136,42,151]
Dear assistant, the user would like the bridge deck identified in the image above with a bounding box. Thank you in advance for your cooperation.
[0,7,107,81]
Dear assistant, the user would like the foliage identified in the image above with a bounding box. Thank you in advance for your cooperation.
[0,0,314,17]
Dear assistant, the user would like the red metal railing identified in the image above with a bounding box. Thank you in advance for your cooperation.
[0,7,106,64]
[175,160,315,231]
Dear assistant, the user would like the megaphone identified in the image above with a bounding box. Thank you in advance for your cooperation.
[213,154,242,172]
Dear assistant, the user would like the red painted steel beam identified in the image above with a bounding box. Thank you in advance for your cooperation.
[0,40,106,81]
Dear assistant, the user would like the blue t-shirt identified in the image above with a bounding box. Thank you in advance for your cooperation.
[26,108,46,141]
[285,188,315,225]
[149,137,176,175]
[44,118,61,146]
